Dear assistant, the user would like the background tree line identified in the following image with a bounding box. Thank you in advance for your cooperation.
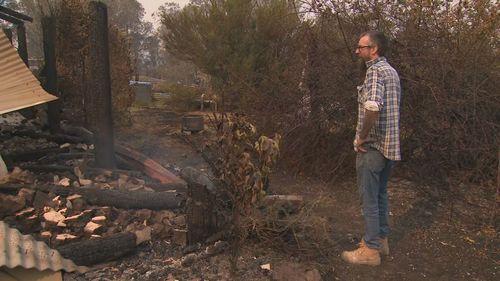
[160,0,499,190]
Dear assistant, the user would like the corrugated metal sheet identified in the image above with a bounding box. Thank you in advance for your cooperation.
[0,221,88,273]
[0,30,57,115]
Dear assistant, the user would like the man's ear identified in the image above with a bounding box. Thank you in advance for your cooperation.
[371,45,379,56]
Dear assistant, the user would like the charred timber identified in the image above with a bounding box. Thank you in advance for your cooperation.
[0,11,23,24]
[83,166,144,178]
[6,130,84,144]
[0,6,33,22]
[4,147,70,162]
[40,184,185,210]
[57,232,136,266]
[20,164,74,174]
[87,2,115,168]
[0,183,24,195]
[42,16,61,133]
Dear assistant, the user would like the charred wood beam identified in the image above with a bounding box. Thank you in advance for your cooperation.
[37,152,93,165]
[0,6,33,22]
[46,152,93,161]
[115,144,186,185]
[39,184,185,210]
[4,147,70,162]
[87,2,115,168]
[83,166,144,178]
[0,178,185,196]
[19,164,74,174]
[0,11,22,24]
[57,232,136,266]
[17,23,27,65]
[0,183,24,195]
[147,182,187,192]
[5,130,85,144]
[42,16,60,134]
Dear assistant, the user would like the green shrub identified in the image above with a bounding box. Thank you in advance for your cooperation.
[158,83,202,112]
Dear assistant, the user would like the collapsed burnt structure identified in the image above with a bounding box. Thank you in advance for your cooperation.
[1,3,301,280]
[0,2,195,279]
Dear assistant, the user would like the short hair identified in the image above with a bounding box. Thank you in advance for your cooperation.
[361,31,388,56]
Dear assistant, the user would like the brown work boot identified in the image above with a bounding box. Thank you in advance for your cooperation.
[379,238,389,256]
[341,240,381,266]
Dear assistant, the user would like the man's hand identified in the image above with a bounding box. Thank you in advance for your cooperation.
[354,136,374,153]
[355,109,379,153]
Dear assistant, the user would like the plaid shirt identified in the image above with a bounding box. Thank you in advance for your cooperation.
[356,56,401,161]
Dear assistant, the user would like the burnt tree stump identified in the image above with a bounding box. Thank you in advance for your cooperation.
[187,182,217,245]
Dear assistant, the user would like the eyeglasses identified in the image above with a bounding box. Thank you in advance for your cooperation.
[356,45,372,50]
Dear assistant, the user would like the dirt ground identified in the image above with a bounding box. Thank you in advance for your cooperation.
[66,106,498,281]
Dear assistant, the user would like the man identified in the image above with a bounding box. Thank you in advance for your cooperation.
[341,31,401,266]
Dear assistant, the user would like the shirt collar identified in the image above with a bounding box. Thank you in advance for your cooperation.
[365,56,386,68]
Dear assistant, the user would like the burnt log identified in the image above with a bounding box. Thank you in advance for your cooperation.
[80,188,185,210]
[49,152,93,161]
[1,183,185,210]
[82,166,144,179]
[40,184,185,210]
[20,164,74,174]
[57,232,136,266]
[147,182,187,192]
[7,130,84,144]
[115,144,186,185]
[60,124,93,144]
[0,184,24,195]
[4,147,70,162]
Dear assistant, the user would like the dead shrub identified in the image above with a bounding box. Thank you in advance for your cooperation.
[244,194,338,259]
[249,0,500,187]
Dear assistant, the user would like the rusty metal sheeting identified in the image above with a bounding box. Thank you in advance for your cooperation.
[0,221,88,273]
[0,30,57,115]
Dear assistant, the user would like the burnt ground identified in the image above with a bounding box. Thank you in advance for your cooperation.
[66,106,498,281]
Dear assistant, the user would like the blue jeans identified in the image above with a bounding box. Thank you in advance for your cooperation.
[356,148,394,249]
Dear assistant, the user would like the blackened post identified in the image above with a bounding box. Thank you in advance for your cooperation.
[87,1,115,168]
[42,16,61,133]
[17,23,28,66]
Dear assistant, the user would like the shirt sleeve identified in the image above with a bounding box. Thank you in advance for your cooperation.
[364,67,384,111]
